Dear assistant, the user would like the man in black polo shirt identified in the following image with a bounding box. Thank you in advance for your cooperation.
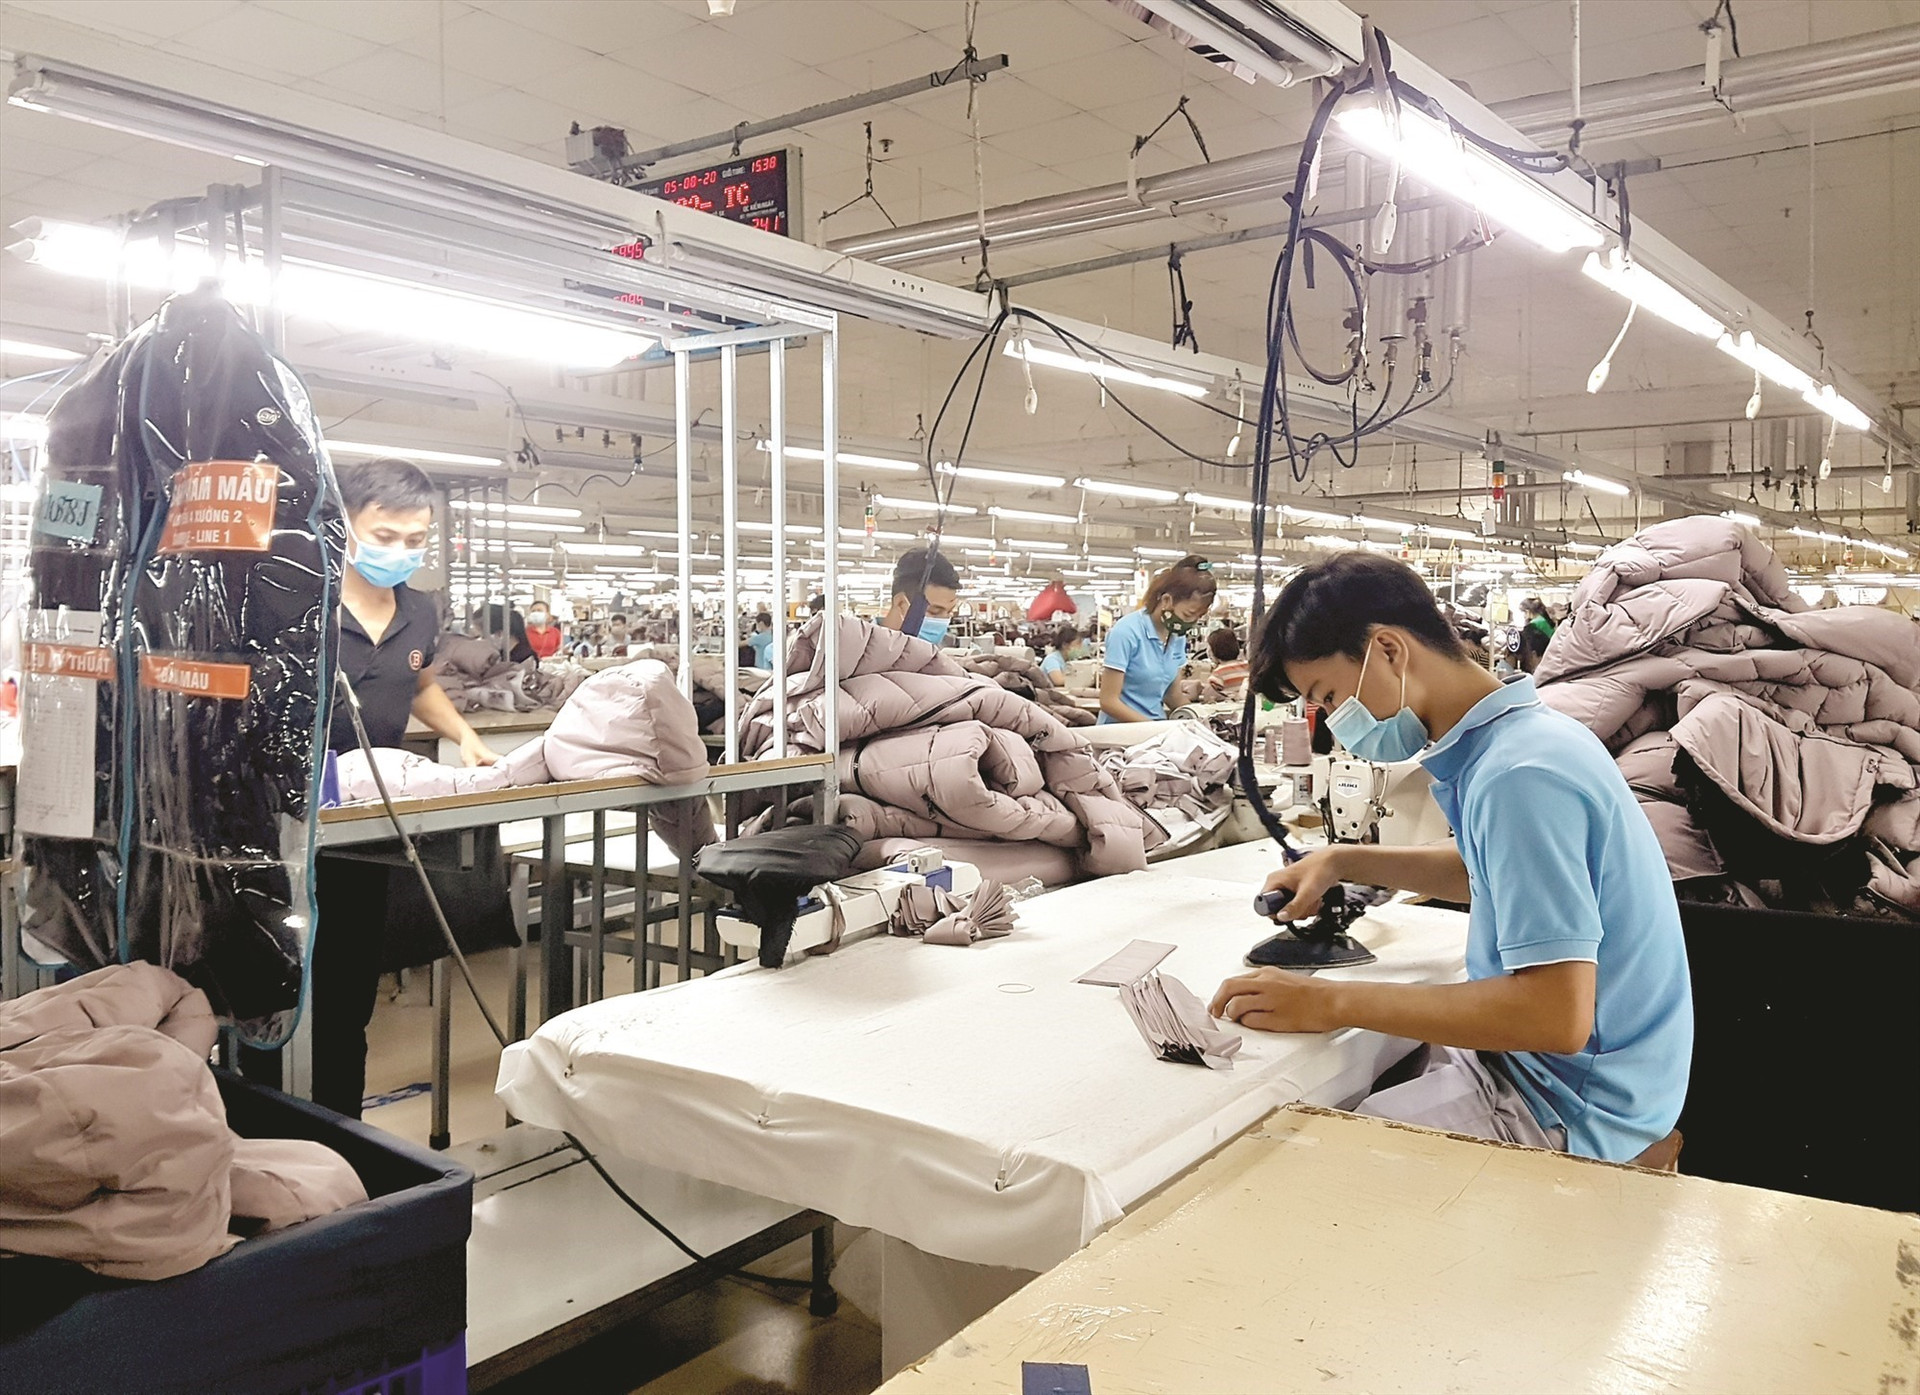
[316,458,498,1115]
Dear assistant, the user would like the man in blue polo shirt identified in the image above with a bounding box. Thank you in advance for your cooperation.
[1210,552,1691,1162]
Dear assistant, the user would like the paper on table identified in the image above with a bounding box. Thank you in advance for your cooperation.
[1120,972,1242,1070]
[1076,939,1175,986]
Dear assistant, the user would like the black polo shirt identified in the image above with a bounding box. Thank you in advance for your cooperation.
[329,584,439,753]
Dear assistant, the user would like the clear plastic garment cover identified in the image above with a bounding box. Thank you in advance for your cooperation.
[18,288,342,1043]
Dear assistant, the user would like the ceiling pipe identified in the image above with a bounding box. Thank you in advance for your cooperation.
[829,24,1920,268]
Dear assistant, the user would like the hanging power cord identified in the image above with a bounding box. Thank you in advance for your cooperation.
[333,671,817,1299]
[816,121,896,230]
[1168,249,1200,353]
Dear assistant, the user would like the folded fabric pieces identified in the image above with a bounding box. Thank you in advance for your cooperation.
[889,878,1017,946]
[1120,972,1242,1070]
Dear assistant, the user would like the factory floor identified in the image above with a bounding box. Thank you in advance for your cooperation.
[360,947,883,1395]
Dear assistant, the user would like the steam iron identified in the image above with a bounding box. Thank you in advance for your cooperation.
[1247,883,1377,970]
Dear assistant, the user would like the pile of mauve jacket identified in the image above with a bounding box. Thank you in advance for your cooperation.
[18,288,341,1041]
[0,964,365,1283]
[1535,515,1920,917]
[738,615,1158,881]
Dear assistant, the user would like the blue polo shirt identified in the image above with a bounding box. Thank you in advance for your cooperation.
[1099,609,1186,722]
[1419,675,1692,1161]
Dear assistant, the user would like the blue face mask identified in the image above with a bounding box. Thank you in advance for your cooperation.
[349,533,426,589]
[916,616,951,646]
[1325,637,1429,764]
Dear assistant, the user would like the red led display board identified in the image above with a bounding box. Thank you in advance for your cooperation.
[637,148,800,237]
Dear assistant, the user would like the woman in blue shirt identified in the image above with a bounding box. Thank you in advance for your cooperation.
[1098,555,1216,723]
[1040,623,1087,686]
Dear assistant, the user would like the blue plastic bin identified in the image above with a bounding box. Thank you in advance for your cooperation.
[0,1071,472,1395]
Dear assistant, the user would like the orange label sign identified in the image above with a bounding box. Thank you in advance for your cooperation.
[158,460,278,553]
[139,655,251,701]
[26,642,115,681]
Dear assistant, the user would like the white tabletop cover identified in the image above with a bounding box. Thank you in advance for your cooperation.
[496,843,1468,1271]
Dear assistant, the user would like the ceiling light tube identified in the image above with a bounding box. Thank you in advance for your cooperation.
[1332,104,1604,255]
[0,337,83,361]
[1007,338,1212,400]
[449,499,583,519]
[1134,546,1188,559]
[8,219,651,369]
[756,441,923,473]
[988,505,1080,524]
[1182,490,1253,513]
[737,521,825,535]
[1279,504,1348,526]
[837,527,916,541]
[937,462,1069,487]
[1008,538,1071,551]
[1579,248,1726,339]
[0,412,49,444]
[1715,331,1815,395]
[1721,510,1762,528]
[1801,384,1872,432]
[560,542,651,557]
[1074,477,1182,503]
[1424,525,1481,541]
[870,493,978,516]
[1563,469,1631,496]
[326,439,505,467]
[471,518,587,534]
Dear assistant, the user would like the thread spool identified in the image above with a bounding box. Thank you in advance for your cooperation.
[1281,717,1311,767]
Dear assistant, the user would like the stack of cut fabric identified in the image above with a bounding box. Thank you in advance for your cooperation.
[432,635,590,714]
[1535,516,1920,917]
[1095,723,1240,858]
[739,616,1157,882]
[955,650,1097,726]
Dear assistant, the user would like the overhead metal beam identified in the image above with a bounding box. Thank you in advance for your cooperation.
[612,54,1009,173]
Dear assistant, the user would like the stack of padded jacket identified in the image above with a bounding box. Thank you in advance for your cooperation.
[738,616,1157,879]
[1535,516,1920,917]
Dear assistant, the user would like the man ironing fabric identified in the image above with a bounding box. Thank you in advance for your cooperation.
[1210,552,1692,1163]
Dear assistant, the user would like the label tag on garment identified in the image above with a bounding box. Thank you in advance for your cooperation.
[32,481,103,543]
[140,654,252,701]
[16,611,107,839]
[158,460,279,553]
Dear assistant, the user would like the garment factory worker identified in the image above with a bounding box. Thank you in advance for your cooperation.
[524,601,562,659]
[1211,552,1692,1163]
[1518,596,1556,674]
[748,611,776,669]
[880,547,961,645]
[247,458,501,1118]
[603,613,632,657]
[1205,627,1250,698]
[1041,623,1087,686]
[1098,554,1216,724]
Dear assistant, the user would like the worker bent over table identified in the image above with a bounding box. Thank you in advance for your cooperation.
[1213,552,1692,1163]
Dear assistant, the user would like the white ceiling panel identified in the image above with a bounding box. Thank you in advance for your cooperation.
[397,7,599,82]
[2,0,246,41]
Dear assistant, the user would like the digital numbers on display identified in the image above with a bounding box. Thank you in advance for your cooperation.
[638,150,793,237]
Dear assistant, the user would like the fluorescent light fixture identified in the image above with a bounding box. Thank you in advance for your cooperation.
[1561,542,1607,556]
[560,542,651,557]
[449,499,582,519]
[0,412,48,444]
[756,441,922,473]
[0,337,82,361]
[1080,552,1139,564]
[1182,491,1253,513]
[1350,514,1409,532]
[1008,538,1070,551]
[1715,331,1814,395]
[626,529,681,540]
[1789,526,1849,546]
[1333,105,1604,255]
[1802,384,1872,432]
[738,521,824,535]
[472,518,586,534]
[1580,249,1725,339]
[870,493,977,515]
[327,439,505,468]
[8,219,651,368]
[1006,337,1211,400]
[838,527,915,541]
[1563,470,1631,496]
[937,462,1068,487]
[1721,511,1762,528]
[1423,525,1481,542]
[1280,504,1348,526]
[1134,546,1188,559]
[988,505,1079,524]
[1074,477,1182,503]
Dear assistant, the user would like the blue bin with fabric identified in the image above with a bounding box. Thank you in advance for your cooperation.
[0,1071,472,1395]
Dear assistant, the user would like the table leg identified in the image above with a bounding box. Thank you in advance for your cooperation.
[676,857,693,985]
[540,813,573,1024]
[430,956,451,1151]
[811,1219,839,1318]
[589,810,607,1004]
[508,861,529,1042]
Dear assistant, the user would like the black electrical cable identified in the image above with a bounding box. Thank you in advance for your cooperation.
[333,670,818,1301]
